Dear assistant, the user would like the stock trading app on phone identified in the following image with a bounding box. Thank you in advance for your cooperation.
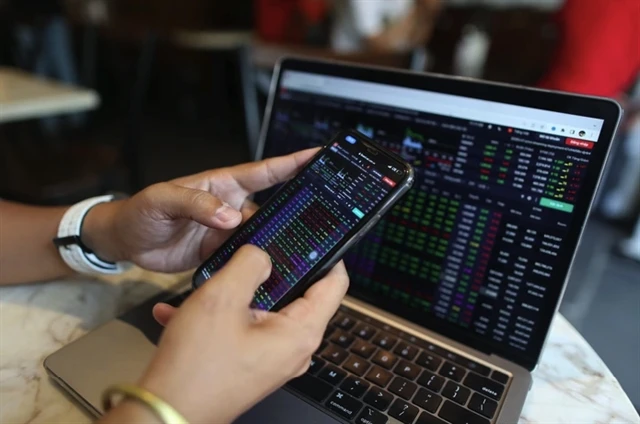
[199,138,399,310]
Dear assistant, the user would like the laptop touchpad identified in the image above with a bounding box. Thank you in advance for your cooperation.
[236,389,340,424]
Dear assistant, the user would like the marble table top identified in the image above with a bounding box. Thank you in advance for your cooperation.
[0,67,99,123]
[1,268,638,423]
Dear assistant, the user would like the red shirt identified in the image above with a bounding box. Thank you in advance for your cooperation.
[538,0,640,98]
[255,0,329,44]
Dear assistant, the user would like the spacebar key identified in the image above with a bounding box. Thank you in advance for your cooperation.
[438,400,490,424]
[287,374,333,402]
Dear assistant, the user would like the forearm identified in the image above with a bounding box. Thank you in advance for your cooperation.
[0,200,122,285]
[0,202,72,284]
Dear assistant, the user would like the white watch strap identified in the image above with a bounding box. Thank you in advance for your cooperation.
[57,195,130,275]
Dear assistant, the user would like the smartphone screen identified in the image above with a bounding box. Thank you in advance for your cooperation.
[193,130,413,310]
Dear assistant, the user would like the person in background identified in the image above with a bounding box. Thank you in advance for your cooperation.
[330,0,441,53]
[537,0,640,98]
[538,0,640,264]
[255,0,331,46]
[603,92,640,264]
[0,149,349,423]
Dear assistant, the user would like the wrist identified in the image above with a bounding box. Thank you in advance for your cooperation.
[138,374,232,424]
[100,399,163,424]
[81,200,126,263]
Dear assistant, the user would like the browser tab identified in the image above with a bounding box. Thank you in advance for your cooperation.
[280,70,604,142]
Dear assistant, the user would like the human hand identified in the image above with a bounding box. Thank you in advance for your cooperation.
[80,149,317,272]
[129,245,349,423]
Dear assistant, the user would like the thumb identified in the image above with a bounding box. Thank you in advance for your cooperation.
[152,302,178,327]
[145,183,242,229]
[198,245,273,317]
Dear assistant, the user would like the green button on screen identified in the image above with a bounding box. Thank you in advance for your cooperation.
[352,207,364,218]
[540,197,574,213]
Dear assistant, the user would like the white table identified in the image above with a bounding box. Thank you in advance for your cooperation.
[0,67,100,123]
[0,269,638,423]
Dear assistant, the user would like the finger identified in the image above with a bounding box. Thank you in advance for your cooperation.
[197,199,259,261]
[152,303,178,327]
[240,199,259,220]
[146,183,242,229]
[279,262,349,333]
[249,308,271,323]
[229,148,318,195]
[198,244,272,313]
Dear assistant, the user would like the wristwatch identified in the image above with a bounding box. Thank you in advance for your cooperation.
[53,194,131,275]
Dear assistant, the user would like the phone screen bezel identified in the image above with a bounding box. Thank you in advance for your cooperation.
[192,129,414,311]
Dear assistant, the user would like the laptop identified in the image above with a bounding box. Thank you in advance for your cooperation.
[45,58,621,424]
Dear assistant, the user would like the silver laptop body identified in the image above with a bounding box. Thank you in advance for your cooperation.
[46,58,620,424]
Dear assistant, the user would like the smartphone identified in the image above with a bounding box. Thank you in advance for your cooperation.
[192,129,414,311]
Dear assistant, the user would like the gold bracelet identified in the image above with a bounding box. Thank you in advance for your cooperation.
[102,384,189,424]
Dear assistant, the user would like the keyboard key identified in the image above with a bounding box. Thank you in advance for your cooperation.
[394,360,421,380]
[365,366,393,387]
[380,322,402,336]
[416,352,443,371]
[443,351,458,362]
[356,406,389,424]
[417,370,445,393]
[351,339,377,358]
[372,350,398,369]
[468,393,498,419]
[308,356,325,375]
[287,374,332,402]
[322,344,349,365]
[344,355,371,377]
[438,362,466,382]
[453,357,491,377]
[416,411,448,424]
[316,340,328,355]
[324,325,337,339]
[424,343,458,363]
[334,313,356,330]
[393,342,419,360]
[363,387,393,411]
[491,370,510,384]
[331,330,356,348]
[343,307,372,323]
[372,333,398,350]
[388,377,418,400]
[463,372,505,401]
[442,381,471,405]
[388,398,419,424]
[325,390,362,420]
[423,342,450,358]
[341,376,370,398]
[353,323,377,340]
[405,334,422,346]
[412,388,442,413]
[438,400,490,424]
[318,364,346,385]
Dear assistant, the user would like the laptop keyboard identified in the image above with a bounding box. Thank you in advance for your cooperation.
[286,305,510,424]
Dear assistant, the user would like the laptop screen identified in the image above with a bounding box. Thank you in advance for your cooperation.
[255,62,615,369]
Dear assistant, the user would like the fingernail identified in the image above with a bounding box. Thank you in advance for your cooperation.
[214,202,237,222]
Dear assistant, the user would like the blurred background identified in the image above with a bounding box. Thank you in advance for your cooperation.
[0,0,638,410]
